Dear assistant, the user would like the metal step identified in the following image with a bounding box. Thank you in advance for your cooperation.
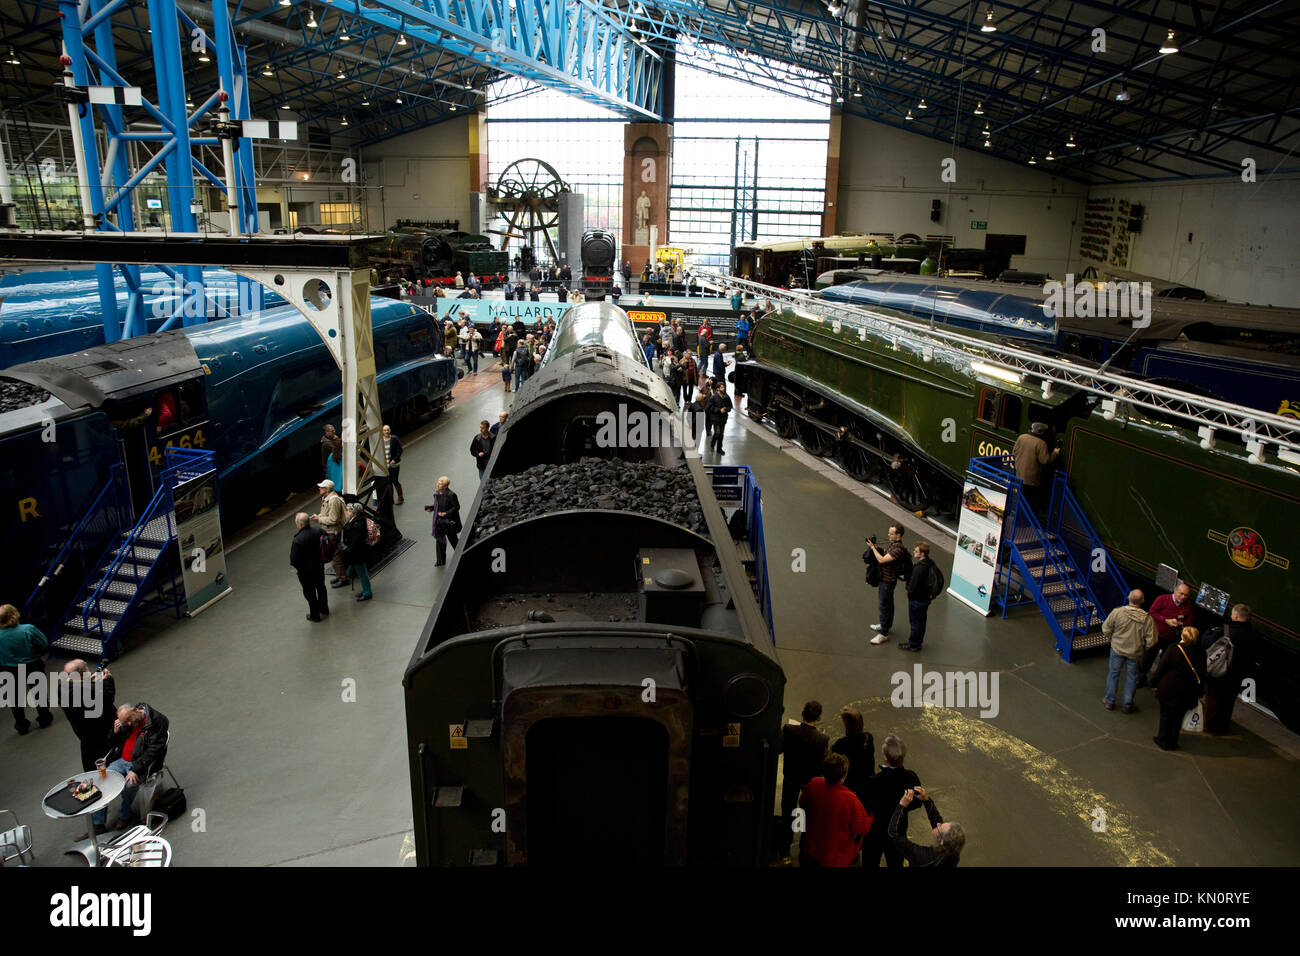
[73,597,129,619]
[51,634,106,656]
[1070,631,1110,653]
[100,563,149,581]
[1017,545,1070,565]
[59,616,113,637]
[1013,528,1060,545]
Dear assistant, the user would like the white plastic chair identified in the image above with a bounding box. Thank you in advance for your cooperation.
[97,810,168,863]
[0,810,33,865]
[104,835,171,867]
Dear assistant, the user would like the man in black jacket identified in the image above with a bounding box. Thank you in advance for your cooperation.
[862,734,922,867]
[900,541,941,651]
[60,659,116,771]
[1203,604,1258,735]
[706,381,733,455]
[776,700,829,861]
[889,786,964,867]
[92,702,169,830]
[290,512,328,622]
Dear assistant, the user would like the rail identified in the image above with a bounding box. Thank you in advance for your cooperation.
[1050,471,1132,617]
[699,269,1300,462]
[26,463,131,633]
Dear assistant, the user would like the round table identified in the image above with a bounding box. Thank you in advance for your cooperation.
[42,769,126,866]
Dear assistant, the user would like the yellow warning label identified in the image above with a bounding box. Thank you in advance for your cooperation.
[449,724,467,750]
[643,557,651,564]
[723,722,741,748]
[727,723,741,735]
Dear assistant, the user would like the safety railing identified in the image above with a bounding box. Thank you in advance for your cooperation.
[26,463,132,633]
[1051,470,1131,620]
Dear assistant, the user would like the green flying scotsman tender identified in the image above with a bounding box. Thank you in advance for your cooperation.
[735,301,1300,731]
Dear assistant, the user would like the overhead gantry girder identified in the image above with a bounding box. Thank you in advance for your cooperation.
[241,0,666,122]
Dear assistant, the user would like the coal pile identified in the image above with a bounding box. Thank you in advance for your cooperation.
[0,378,51,413]
[469,458,708,542]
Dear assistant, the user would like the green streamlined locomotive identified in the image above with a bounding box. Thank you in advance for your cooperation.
[736,305,1300,730]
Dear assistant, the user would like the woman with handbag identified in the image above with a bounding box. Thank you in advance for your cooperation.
[338,503,374,602]
[1148,626,1206,751]
[427,476,461,567]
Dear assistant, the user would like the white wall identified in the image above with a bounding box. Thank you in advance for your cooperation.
[1086,177,1300,307]
[360,116,472,230]
[836,116,1088,276]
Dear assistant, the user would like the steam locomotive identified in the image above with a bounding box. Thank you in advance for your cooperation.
[1,296,456,626]
[404,301,783,866]
[580,229,617,284]
[367,221,509,282]
[735,297,1300,731]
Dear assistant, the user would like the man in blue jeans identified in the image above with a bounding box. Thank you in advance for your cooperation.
[1101,589,1157,714]
[868,525,908,645]
[900,541,941,651]
[90,702,169,834]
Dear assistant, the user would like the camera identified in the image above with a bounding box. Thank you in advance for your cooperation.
[867,534,877,544]
[423,505,435,512]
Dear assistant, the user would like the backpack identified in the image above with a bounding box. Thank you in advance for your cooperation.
[926,562,945,600]
[1204,628,1234,678]
[895,549,913,583]
[862,549,881,588]
[320,532,338,562]
[365,518,382,547]
[153,786,187,821]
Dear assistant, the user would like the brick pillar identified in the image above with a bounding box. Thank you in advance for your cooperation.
[622,123,672,277]
[823,110,842,236]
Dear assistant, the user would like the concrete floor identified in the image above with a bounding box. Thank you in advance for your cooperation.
[3,357,1298,867]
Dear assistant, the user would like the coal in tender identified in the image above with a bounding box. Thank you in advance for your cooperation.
[0,378,51,413]
[469,458,709,543]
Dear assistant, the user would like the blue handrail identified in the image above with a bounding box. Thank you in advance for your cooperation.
[26,464,131,630]
[1052,471,1131,615]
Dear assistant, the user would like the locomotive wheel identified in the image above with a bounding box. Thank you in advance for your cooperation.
[797,420,833,457]
[835,441,882,482]
[748,405,766,423]
[888,462,932,513]
[774,409,797,439]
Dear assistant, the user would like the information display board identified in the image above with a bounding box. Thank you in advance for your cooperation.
[948,475,1008,615]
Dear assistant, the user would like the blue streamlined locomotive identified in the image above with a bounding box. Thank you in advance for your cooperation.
[818,278,1300,418]
[0,268,287,369]
[0,296,456,614]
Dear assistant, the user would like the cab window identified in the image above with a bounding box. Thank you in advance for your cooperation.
[977,388,1022,431]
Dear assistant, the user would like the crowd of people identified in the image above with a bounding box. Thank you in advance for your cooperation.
[778,700,965,867]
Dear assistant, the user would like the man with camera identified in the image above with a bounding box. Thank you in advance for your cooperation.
[889,785,965,867]
[866,525,909,645]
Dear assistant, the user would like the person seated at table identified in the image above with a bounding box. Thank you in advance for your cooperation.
[90,702,170,833]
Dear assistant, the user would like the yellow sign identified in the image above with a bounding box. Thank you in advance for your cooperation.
[628,310,666,324]
[449,724,467,750]
[723,722,741,748]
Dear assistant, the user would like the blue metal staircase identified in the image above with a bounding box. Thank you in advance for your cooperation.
[37,453,202,661]
[971,455,1130,661]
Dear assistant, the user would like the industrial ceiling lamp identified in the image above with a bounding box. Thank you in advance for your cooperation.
[1045,150,1055,161]
[917,97,927,109]
[395,95,403,103]
[1066,131,1076,147]
[853,84,862,98]
[981,9,997,32]
[1028,156,1037,164]
[1115,86,1130,102]
[973,101,984,114]
[198,50,210,63]
[982,122,991,136]
[279,0,291,6]
[339,29,351,41]
[1159,29,1178,54]
[5,49,18,65]
[307,9,317,28]
[336,68,345,79]
[262,66,274,76]
[905,108,914,120]
[280,103,291,110]
[398,34,407,46]
[341,115,349,126]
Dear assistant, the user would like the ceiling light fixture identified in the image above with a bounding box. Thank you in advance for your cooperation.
[361,99,370,105]
[398,34,407,46]
[262,66,274,76]
[973,101,984,115]
[1045,150,1055,161]
[982,122,991,136]
[1028,156,1037,165]
[1066,132,1076,147]
[341,116,348,126]
[981,9,997,32]
[279,0,291,6]
[450,103,457,111]
[198,52,210,62]
[853,85,862,98]
[307,10,317,28]
[1115,87,1130,102]
[971,361,1021,384]
[395,95,403,103]
[339,30,351,41]
[336,68,345,79]
[905,108,914,121]
[280,103,291,110]
[917,98,927,109]
[1159,29,1178,54]
[5,50,18,66]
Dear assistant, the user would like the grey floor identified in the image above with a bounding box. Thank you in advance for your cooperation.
[4,358,1298,867]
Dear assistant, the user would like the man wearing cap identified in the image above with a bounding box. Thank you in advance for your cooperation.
[311,479,348,587]
[1012,422,1060,520]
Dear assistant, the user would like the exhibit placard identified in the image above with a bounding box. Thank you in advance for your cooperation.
[948,475,1007,615]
